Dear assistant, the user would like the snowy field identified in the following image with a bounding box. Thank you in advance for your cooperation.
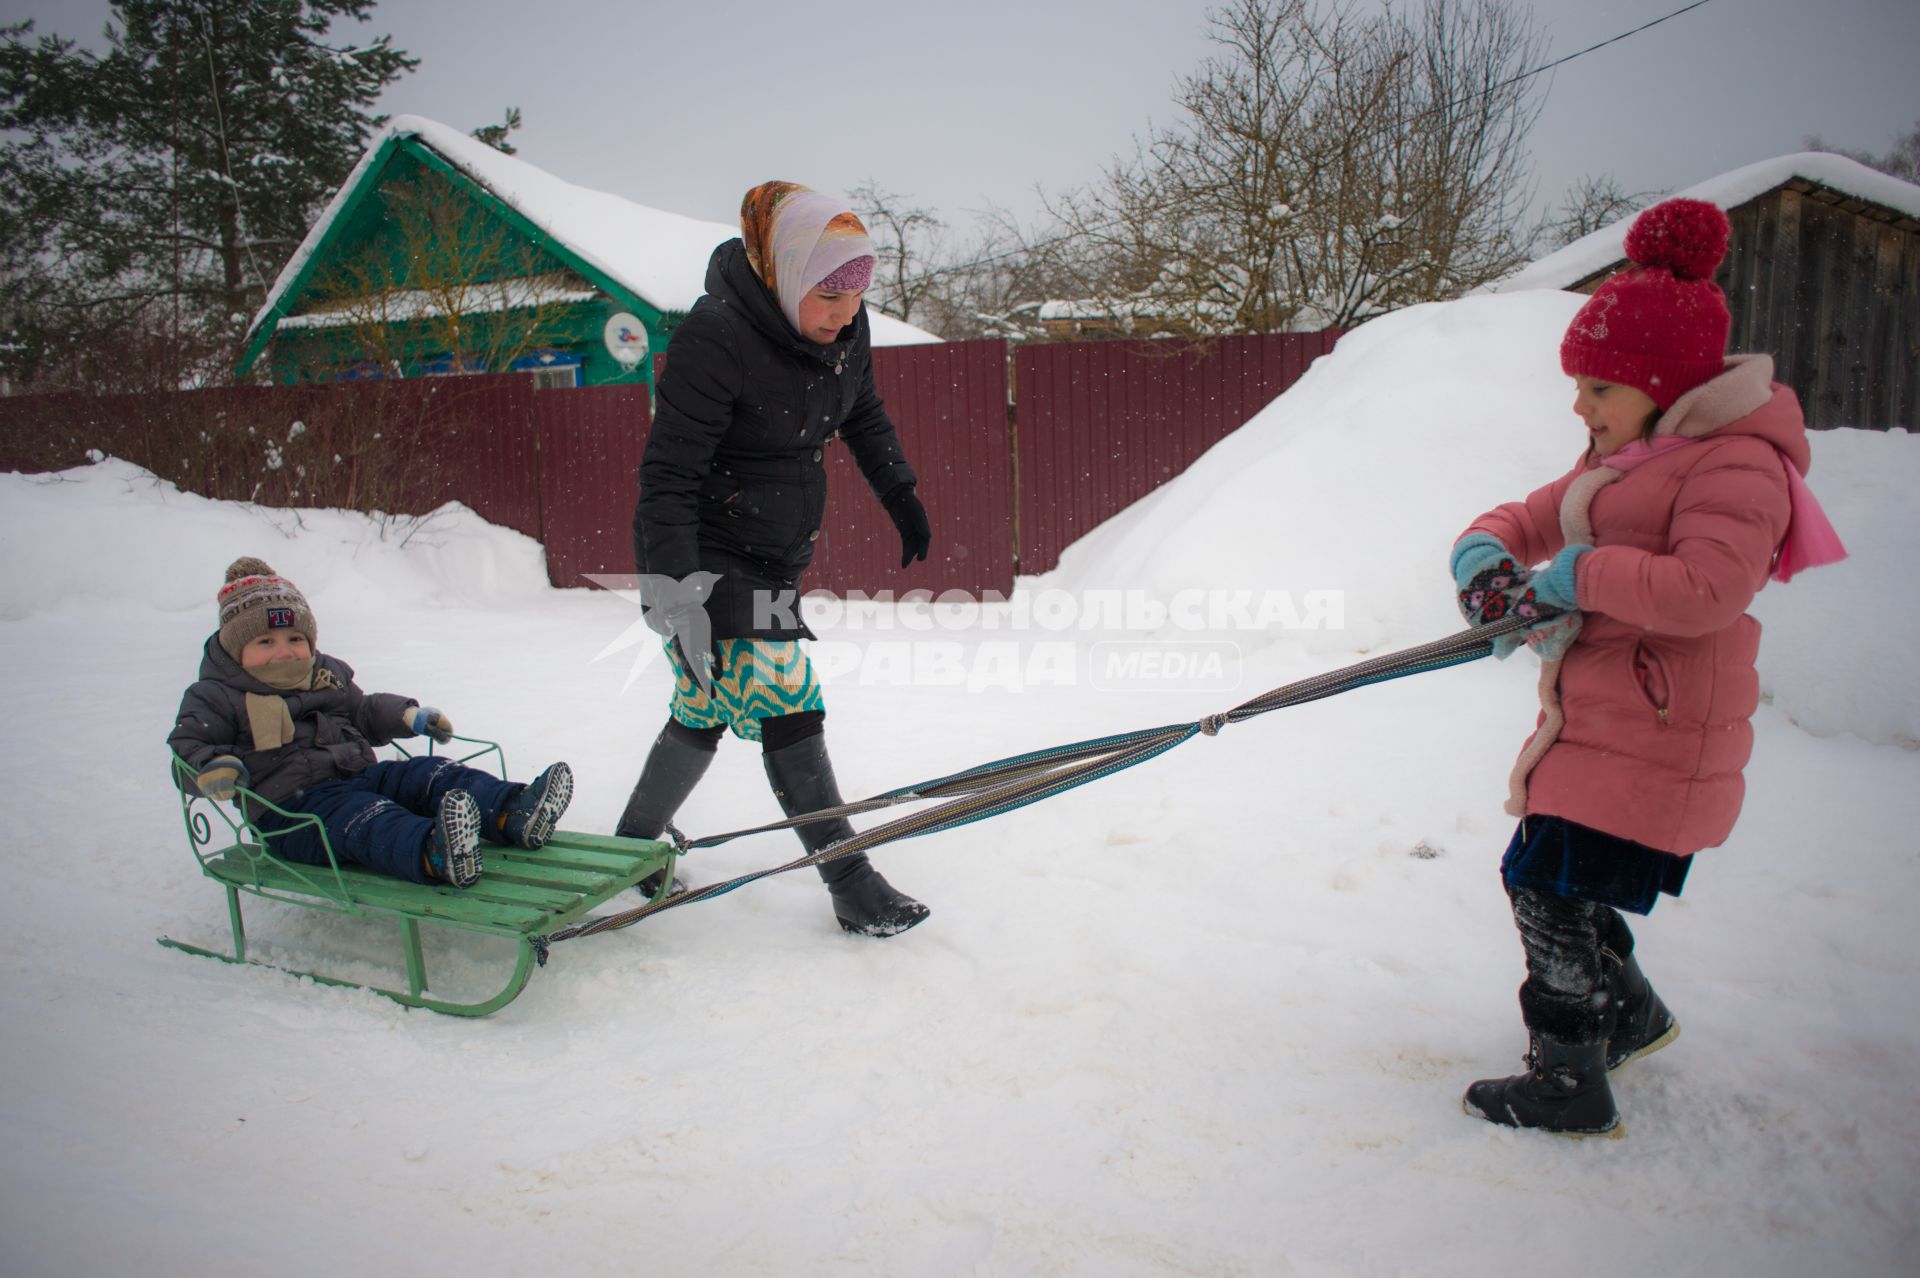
[2,292,1916,1277]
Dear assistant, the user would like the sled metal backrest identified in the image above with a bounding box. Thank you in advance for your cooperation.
[166,735,508,914]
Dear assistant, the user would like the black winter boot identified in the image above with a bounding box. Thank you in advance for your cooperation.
[500,762,573,850]
[762,735,929,937]
[1603,943,1679,1071]
[426,789,484,888]
[1463,1036,1622,1137]
[616,722,716,898]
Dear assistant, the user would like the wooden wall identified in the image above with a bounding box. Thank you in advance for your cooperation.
[1577,181,1919,430]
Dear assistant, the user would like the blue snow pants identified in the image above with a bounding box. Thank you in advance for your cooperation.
[254,756,521,885]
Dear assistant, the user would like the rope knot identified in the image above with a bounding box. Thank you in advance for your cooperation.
[1199,713,1228,737]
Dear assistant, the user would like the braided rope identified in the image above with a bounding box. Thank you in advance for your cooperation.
[540,617,1531,946]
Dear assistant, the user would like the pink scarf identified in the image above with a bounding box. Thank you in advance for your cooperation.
[1602,436,1848,583]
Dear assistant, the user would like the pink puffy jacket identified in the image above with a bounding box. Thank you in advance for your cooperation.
[1465,356,1802,855]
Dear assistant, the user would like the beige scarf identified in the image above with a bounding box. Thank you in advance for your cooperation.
[242,658,338,751]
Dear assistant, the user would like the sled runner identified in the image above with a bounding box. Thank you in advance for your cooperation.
[161,739,678,1017]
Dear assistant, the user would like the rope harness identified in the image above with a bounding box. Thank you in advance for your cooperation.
[536,614,1535,957]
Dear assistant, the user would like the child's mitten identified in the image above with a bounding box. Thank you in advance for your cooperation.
[407,704,455,744]
[196,755,248,802]
[1523,612,1583,663]
[1490,544,1592,660]
[1451,533,1532,626]
[1529,544,1591,612]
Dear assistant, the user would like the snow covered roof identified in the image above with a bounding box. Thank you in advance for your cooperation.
[244,114,940,356]
[1492,152,1920,294]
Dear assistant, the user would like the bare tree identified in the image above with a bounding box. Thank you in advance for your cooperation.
[299,170,583,379]
[1540,174,1657,250]
[1034,0,1545,334]
[1807,116,1920,184]
[849,180,949,325]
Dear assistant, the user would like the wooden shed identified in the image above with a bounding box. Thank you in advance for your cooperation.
[1497,153,1920,430]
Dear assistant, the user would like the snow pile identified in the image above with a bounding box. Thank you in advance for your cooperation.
[1041,290,1920,747]
[0,459,553,622]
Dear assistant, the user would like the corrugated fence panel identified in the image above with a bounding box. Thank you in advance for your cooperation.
[1013,332,1340,574]
[3,330,1341,593]
[536,383,652,589]
[413,376,542,539]
[814,338,1013,598]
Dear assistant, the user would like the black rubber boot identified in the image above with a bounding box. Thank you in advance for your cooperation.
[1603,942,1679,1071]
[1463,1036,1623,1137]
[762,735,929,938]
[616,721,716,898]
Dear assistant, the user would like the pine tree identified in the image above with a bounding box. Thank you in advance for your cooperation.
[0,2,417,390]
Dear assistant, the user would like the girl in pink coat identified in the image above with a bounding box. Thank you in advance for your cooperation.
[1448,199,1846,1137]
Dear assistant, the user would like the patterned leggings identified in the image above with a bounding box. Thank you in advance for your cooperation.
[665,636,824,743]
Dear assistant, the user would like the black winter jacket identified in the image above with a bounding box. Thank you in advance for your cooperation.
[634,239,916,639]
[168,637,415,807]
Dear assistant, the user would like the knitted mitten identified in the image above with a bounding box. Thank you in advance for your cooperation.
[406,704,455,744]
[195,755,248,802]
[1452,534,1533,626]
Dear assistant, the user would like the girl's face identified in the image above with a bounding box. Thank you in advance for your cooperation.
[1572,376,1659,457]
[796,286,863,345]
[241,629,312,669]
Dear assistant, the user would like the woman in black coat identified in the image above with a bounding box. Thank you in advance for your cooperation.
[617,181,932,936]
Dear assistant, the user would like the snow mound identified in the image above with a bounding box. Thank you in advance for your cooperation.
[0,458,555,622]
[1040,290,1920,747]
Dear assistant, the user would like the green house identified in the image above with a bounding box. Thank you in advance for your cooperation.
[238,115,937,388]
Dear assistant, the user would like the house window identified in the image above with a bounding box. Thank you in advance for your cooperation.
[528,365,579,391]
[510,348,583,390]
[419,354,487,377]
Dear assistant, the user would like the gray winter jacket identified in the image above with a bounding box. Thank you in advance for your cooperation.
[168,636,416,805]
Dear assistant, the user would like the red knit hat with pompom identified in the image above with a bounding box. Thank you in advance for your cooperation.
[1560,198,1732,410]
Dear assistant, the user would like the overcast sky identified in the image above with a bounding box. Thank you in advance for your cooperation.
[10,0,1918,244]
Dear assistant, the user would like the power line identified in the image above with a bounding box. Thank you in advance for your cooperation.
[885,0,1716,295]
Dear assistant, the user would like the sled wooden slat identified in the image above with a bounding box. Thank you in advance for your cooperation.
[161,746,679,1017]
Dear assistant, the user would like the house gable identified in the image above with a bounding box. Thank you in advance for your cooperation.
[238,134,667,382]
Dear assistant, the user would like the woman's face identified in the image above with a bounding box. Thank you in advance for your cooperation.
[1571,376,1659,457]
[796,286,864,345]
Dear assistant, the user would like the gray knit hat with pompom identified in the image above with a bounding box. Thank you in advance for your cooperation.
[216,557,316,659]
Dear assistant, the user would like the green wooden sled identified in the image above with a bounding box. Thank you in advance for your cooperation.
[161,739,678,1016]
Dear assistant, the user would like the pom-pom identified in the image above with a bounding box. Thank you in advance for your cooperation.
[1623,198,1730,281]
[225,556,276,583]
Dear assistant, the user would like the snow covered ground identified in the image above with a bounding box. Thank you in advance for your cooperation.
[3,292,1916,1276]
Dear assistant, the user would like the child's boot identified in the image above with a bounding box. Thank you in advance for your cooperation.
[426,789,484,888]
[1463,1036,1622,1137]
[501,762,573,850]
[1604,943,1679,1071]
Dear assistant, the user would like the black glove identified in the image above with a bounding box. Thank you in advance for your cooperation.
[665,601,725,694]
[640,571,724,694]
[881,484,931,569]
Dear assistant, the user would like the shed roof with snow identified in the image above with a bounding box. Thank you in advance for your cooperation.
[1491,153,1919,429]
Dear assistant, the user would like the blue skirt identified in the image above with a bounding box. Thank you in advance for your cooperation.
[1501,814,1692,916]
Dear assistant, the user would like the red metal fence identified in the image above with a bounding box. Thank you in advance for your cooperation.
[534,383,650,589]
[0,331,1339,596]
[1012,332,1342,575]
[815,339,1013,598]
